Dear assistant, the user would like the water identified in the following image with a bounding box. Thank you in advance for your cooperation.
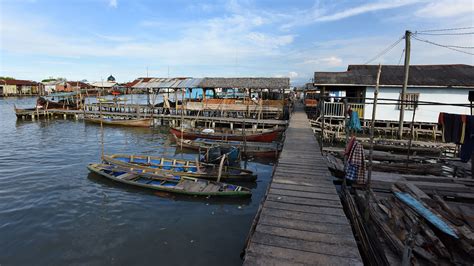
[0,96,275,265]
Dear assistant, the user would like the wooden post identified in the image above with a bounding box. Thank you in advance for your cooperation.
[406,100,418,164]
[342,98,349,189]
[174,89,178,115]
[364,64,382,222]
[217,154,227,183]
[320,86,326,151]
[398,30,411,139]
[180,89,185,150]
[99,99,104,160]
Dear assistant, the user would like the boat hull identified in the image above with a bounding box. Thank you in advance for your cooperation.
[174,135,280,158]
[87,163,251,197]
[85,118,152,127]
[103,154,257,182]
[170,127,281,142]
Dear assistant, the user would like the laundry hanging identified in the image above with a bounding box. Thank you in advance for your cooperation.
[347,109,362,132]
[438,112,466,144]
[345,136,366,184]
[438,112,472,162]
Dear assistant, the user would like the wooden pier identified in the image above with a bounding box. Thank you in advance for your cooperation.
[243,105,362,265]
[15,108,287,127]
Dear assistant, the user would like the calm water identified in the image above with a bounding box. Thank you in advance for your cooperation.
[0,96,274,265]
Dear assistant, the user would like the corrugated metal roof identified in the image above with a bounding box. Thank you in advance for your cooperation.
[199,77,289,89]
[133,78,202,89]
[174,78,203,88]
[131,77,289,90]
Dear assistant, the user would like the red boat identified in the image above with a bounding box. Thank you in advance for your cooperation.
[170,127,282,143]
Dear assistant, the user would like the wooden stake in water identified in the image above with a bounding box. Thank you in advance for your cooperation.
[180,89,185,150]
[99,99,104,160]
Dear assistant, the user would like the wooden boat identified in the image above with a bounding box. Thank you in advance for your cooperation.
[84,117,152,127]
[170,126,282,143]
[87,163,251,197]
[173,134,281,158]
[103,154,256,182]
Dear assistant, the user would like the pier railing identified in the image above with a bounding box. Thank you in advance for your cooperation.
[323,102,364,118]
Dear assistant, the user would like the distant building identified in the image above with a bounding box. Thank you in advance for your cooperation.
[53,81,91,92]
[313,64,474,123]
[107,75,116,82]
[65,81,91,92]
[90,81,118,92]
[42,80,64,94]
[0,79,42,96]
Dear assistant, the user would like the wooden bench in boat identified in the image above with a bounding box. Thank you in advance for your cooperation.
[118,173,139,181]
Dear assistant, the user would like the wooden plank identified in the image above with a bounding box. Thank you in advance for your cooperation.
[258,213,351,235]
[273,171,332,181]
[264,200,346,217]
[260,207,350,225]
[272,177,334,189]
[266,194,342,208]
[246,243,363,265]
[252,232,361,259]
[243,254,307,266]
[270,182,337,193]
[272,179,318,187]
[269,188,340,201]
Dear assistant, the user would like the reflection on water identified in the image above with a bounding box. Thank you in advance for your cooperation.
[0,96,274,265]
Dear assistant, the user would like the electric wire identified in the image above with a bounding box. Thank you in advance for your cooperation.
[364,36,404,64]
[416,26,474,33]
[397,48,405,65]
[412,36,474,56]
[416,31,474,36]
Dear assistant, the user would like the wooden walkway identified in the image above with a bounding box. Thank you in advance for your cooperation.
[15,109,287,126]
[244,105,362,265]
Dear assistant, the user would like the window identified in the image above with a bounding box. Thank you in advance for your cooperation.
[397,93,419,110]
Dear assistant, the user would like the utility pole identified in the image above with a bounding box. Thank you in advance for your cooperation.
[398,30,411,139]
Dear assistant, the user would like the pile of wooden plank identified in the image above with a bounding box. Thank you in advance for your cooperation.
[356,182,474,265]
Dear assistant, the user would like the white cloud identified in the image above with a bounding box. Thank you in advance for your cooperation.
[246,32,294,48]
[415,0,473,18]
[282,0,421,29]
[302,56,343,67]
[288,71,298,78]
[322,56,343,67]
[108,0,117,8]
[317,0,421,22]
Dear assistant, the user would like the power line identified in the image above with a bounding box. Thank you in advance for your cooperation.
[412,36,474,55]
[416,31,474,36]
[413,35,474,49]
[417,26,474,33]
[364,36,404,64]
[397,48,405,65]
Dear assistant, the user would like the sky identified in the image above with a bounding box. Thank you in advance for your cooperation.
[0,0,473,85]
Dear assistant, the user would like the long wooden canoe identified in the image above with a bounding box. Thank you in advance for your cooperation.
[173,134,281,158]
[87,163,251,197]
[170,126,282,142]
[85,117,152,127]
[103,154,257,182]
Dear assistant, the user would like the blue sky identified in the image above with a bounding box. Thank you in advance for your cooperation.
[0,0,473,84]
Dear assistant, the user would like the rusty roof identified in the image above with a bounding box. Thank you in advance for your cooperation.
[0,79,39,86]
